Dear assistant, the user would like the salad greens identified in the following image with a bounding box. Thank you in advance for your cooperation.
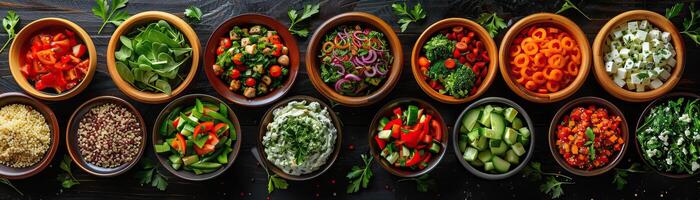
[184,6,203,22]
[475,12,507,38]
[287,3,320,37]
[0,10,19,54]
[423,34,455,61]
[92,0,130,34]
[391,2,427,32]
[114,20,192,95]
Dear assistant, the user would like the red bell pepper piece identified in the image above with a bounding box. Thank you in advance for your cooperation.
[172,117,180,128]
[193,121,215,138]
[392,107,402,118]
[391,124,400,139]
[401,123,423,148]
[405,151,422,167]
[213,123,229,136]
[383,119,402,130]
[430,120,443,141]
[374,135,386,149]
[171,133,187,155]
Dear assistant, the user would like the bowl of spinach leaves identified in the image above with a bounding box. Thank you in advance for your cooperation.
[107,11,200,104]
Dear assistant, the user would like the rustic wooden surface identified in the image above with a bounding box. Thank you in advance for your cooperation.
[0,0,699,199]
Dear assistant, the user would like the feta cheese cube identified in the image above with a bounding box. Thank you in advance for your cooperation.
[659,69,671,80]
[650,79,663,89]
[636,30,648,40]
[661,32,671,42]
[605,61,617,73]
[636,84,645,92]
[628,21,638,31]
[614,77,626,87]
[623,34,635,44]
[613,30,623,39]
[667,57,676,67]
[619,48,630,58]
[624,58,635,69]
[649,29,660,40]
[642,42,650,53]
[631,73,643,84]
[627,81,636,90]
[616,68,627,79]
[640,20,649,30]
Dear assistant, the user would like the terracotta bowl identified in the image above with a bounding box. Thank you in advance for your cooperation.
[452,97,535,180]
[306,12,403,107]
[368,98,448,178]
[411,18,498,104]
[257,95,342,181]
[548,96,629,176]
[593,10,685,102]
[499,13,591,103]
[8,18,97,101]
[152,94,242,181]
[66,96,147,177]
[106,11,200,104]
[0,92,59,179]
[203,14,299,107]
[635,92,699,178]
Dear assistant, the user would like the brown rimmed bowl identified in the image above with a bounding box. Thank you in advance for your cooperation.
[203,14,299,107]
[306,12,403,107]
[548,96,629,176]
[0,92,60,179]
[65,96,147,177]
[368,98,448,178]
[411,18,498,104]
[452,97,535,180]
[593,10,685,102]
[106,11,200,104]
[257,95,342,181]
[8,18,97,101]
[635,92,699,178]
[499,13,591,103]
[152,94,242,181]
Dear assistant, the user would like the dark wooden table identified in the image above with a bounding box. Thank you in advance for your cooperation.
[0,0,699,199]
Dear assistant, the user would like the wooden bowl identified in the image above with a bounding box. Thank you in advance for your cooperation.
[452,97,535,180]
[548,96,629,176]
[368,98,448,178]
[8,18,97,101]
[152,94,242,181]
[634,92,699,178]
[306,12,403,107]
[203,14,299,107]
[257,95,342,181]
[411,18,498,104]
[593,10,685,102]
[0,92,59,179]
[106,11,200,104]
[499,13,591,103]
[66,96,147,177]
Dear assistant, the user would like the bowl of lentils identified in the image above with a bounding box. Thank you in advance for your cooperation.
[66,96,147,177]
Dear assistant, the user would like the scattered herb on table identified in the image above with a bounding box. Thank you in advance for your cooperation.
[57,155,80,189]
[666,3,700,46]
[555,0,591,20]
[391,2,426,32]
[92,0,130,34]
[135,158,168,191]
[0,10,19,54]
[184,6,203,22]
[521,161,575,199]
[346,154,373,194]
[267,174,288,194]
[665,2,684,19]
[475,12,507,38]
[0,178,23,196]
[396,174,435,192]
[611,163,649,190]
[287,3,320,37]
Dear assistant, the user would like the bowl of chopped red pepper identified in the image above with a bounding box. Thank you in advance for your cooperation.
[548,96,629,176]
[411,18,498,104]
[9,18,97,101]
[368,98,448,177]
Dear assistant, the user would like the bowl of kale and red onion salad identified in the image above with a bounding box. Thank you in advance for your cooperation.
[636,92,700,178]
[306,12,403,107]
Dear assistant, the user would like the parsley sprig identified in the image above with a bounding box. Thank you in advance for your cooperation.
[584,127,596,161]
[92,0,130,34]
[346,154,373,194]
[556,0,591,21]
[184,6,203,23]
[287,3,320,37]
[267,174,288,193]
[612,163,649,190]
[0,10,19,54]
[396,174,435,192]
[57,155,80,189]
[666,3,700,46]
[391,2,427,32]
[522,161,574,199]
[475,12,507,38]
[134,158,168,191]
[0,178,22,196]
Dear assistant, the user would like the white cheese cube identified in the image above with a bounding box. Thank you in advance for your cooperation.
[659,69,671,80]
[628,21,638,31]
[631,73,643,84]
[667,57,676,67]
[627,81,636,90]
[636,30,648,40]
[636,84,646,92]
[625,58,635,69]
[605,61,617,73]
[623,34,635,44]
[611,41,622,49]
[619,48,630,58]
[649,30,660,40]
[642,42,651,53]
[651,39,661,48]
[653,54,662,64]
[650,79,663,89]
[616,68,628,79]
[640,20,649,30]
[661,32,671,42]
[614,77,626,87]
[613,30,624,39]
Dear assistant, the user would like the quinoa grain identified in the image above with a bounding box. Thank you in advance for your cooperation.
[77,103,142,168]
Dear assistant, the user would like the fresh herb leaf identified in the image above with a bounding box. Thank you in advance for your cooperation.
[539,176,571,199]
[0,178,23,196]
[346,154,374,194]
[556,0,592,21]
[0,10,19,54]
[521,161,574,199]
[521,161,543,181]
[475,12,507,38]
[57,155,80,189]
[674,3,700,46]
[135,158,168,191]
[666,3,684,19]
[184,6,203,22]
[287,3,320,37]
[612,163,649,190]
[92,0,130,34]
[267,174,288,193]
[414,174,436,192]
[391,2,426,32]
[585,127,595,161]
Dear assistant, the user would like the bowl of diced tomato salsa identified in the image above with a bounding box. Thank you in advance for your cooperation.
[548,96,629,176]
[9,18,97,101]
[368,98,448,177]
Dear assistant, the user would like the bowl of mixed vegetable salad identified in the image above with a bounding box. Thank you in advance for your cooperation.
[9,18,97,101]
[593,10,685,102]
[306,12,403,107]
[453,97,535,180]
[152,94,241,181]
[635,92,700,178]
[204,14,299,107]
[499,13,591,103]
[549,97,629,176]
[107,11,200,104]
[411,18,498,104]
[368,98,448,177]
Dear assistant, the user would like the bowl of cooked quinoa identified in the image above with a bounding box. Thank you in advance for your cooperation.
[0,92,59,179]
[66,96,147,177]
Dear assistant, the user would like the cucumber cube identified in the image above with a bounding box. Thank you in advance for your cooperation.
[490,113,506,140]
[504,128,518,145]
[377,130,392,140]
[467,130,480,143]
[504,107,519,122]
[471,136,488,150]
[479,128,496,139]
[511,143,526,156]
[505,150,520,164]
[470,159,484,167]
[477,150,493,163]
[519,127,531,138]
[492,106,504,114]
[490,140,508,156]
[511,117,523,129]
[484,162,495,171]
[492,156,511,173]
[479,105,493,127]
[463,147,479,161]
[462,108,482,132]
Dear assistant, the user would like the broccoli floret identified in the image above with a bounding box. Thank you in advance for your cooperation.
[423,34,455,61]
[444,64,476,98]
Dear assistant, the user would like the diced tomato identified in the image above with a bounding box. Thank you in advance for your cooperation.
[375,135,386,149]
[404,151,422,167]
[72,44,86,58]
[171,134,187,155]
[193,121,215,139]
[430,120,442,141]
[213,123,229,136]
[172,118,180,128]
[269,35,282,44]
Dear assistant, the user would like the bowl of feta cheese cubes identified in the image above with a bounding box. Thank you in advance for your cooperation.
[593,10,685,102]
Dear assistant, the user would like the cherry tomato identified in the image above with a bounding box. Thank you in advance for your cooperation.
[245,78,256,87]
[230,69,241,79]
[269,65,282,78]
[220,38,232,49]
[216,46,225,55]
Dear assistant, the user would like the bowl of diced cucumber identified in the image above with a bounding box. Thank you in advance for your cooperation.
[453,97,534,180]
